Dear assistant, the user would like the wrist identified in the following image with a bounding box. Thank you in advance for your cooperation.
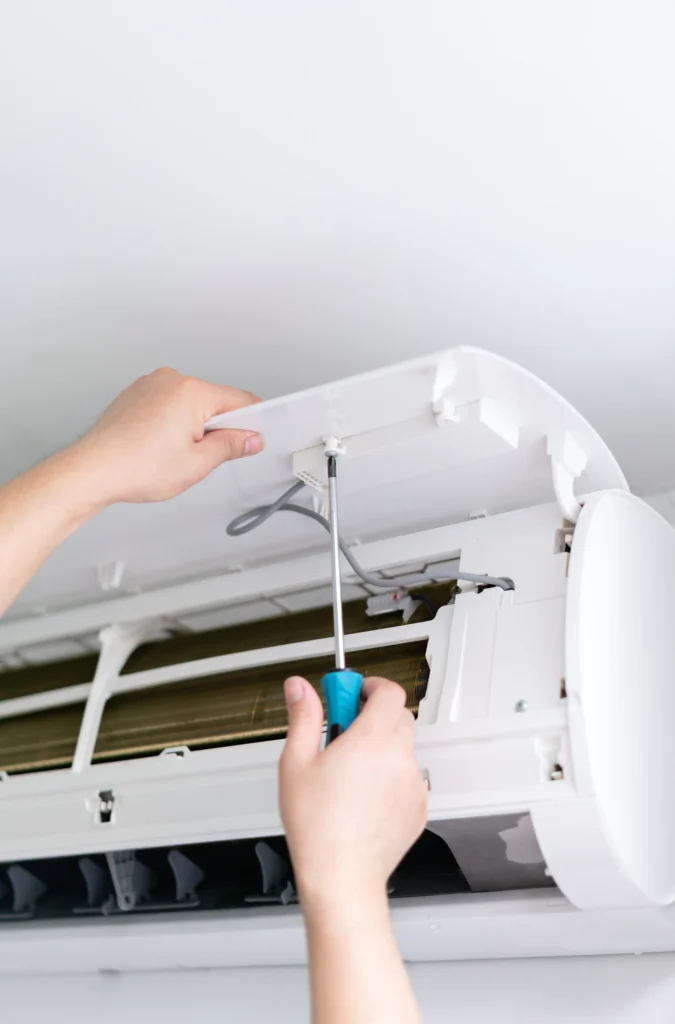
[39,442,113,527]
[60,438,119,516]
[300,878,391,934]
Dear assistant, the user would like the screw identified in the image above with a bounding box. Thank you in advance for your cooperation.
[514,699,528,713]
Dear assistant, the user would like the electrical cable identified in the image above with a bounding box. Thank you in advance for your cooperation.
[227,480,514,591]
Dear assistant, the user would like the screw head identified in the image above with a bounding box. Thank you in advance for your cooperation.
[514,699,528,713]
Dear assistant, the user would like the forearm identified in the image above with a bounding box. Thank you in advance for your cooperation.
[0,370,261,623]
[0,443,106,616]
[303,891,421,1024]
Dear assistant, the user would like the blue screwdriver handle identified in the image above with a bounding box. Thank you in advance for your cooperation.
[321,668,363,744]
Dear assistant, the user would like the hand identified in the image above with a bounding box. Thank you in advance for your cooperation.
[279,676,425,1024]
[72,367,262,506]
[279,675,428,912]
[0,368,262,616]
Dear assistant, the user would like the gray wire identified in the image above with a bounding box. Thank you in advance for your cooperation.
[227,480,514,591]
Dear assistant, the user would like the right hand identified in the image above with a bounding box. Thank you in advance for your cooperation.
[279,676,428,911]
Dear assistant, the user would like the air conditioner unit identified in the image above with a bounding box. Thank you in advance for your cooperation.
[1,346,675,973]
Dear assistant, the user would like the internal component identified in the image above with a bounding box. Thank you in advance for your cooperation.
[226,478,514,592]
[0,586,450,774]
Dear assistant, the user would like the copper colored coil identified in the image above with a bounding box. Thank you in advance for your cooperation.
[0,586,451,774]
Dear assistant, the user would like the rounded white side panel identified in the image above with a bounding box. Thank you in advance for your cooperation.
[564,491,675,906]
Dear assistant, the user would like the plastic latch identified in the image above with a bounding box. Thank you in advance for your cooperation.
[324,435,346,457]
[293,436,346,492]
[547,431,588,522]
[159,745,191,759]
[366,589,418,623]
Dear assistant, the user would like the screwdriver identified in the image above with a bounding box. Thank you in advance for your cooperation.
[320,448,363,744]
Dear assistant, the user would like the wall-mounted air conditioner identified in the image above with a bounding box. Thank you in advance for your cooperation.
[1,347,675,973]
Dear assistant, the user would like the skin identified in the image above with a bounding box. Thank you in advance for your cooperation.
[0,368,263,618]
[280,675,427,1024]
[0,368,426,1022]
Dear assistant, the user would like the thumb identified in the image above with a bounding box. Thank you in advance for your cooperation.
[281,676,324,772]
[198,428,264,471]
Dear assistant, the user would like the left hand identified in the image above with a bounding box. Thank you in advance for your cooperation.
[72,367,262,506]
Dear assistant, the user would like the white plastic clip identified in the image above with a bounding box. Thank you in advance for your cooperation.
[324,435,346,457]
[159,746,190,759]
[71,621,163,773]
[547,431,588,523]
[97,561,125,592]
[431,354,459,425]
[366,589,419,623]
[293,436,346,493]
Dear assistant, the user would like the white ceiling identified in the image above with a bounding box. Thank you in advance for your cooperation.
[1,1,675,499]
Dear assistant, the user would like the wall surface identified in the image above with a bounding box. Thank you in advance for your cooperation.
[5,955,675,1023]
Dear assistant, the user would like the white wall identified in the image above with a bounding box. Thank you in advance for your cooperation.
[5,955,675,1023]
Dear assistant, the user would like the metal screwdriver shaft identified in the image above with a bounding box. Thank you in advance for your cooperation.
[320,449,363,743]
[326,452,346,671]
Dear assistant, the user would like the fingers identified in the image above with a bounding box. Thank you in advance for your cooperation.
[356,676,410,734]
[361,675,408,701]
[198,380,261,418]
[279,677,324,774]
[190,377,263,469]
[396,706,416,748]
[197,428,264,472]
[140,369,260,419]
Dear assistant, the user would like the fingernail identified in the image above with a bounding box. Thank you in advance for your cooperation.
[284,676,304,707]
[243,433,264,456]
